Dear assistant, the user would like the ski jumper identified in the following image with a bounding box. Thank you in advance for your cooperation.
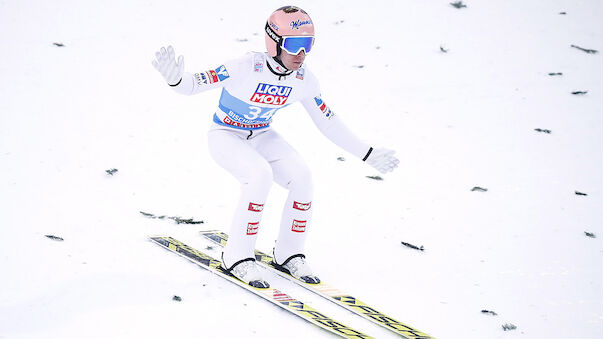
[170,52,371,268]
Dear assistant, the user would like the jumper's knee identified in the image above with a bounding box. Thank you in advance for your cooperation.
[243,163,274,195]
[286,164,313,194]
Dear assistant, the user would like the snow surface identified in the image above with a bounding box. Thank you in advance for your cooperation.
[1,0,602,338]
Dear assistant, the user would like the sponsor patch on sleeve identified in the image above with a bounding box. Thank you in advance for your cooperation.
[194,65,230,85]
[194,72,208,85]
[215,65,230,81]
[313,95,335,119]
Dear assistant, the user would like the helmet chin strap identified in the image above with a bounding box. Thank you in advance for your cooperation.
[274,45,294,72]
[273,54,289,71]
[266,49,294,80]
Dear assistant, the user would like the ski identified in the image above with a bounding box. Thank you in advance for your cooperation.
[150,236,374,339]
[199,230,434,339]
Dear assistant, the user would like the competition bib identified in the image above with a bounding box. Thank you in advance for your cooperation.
[214,86,291,130]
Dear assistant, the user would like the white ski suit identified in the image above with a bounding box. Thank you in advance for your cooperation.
[170,52,371,268]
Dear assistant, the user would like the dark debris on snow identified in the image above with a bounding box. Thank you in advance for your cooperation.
[450,1,467,9]
[502,323,517,331]
[570,44,598,54]
[45,235,64,241]
[471,186,488,192]
[401,241,424,251]
[105,168,118,176]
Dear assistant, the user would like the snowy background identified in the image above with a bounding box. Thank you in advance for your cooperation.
[1,0,601,338]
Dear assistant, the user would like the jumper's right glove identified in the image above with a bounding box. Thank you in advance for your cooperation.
[364,147,400,174]
[152,45,184,86]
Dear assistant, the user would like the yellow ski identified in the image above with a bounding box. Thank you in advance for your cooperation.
[200,230,434,339]
[150,236,373,339]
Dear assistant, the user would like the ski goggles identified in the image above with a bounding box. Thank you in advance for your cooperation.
[281,36,314,55]
[265,22,314,55]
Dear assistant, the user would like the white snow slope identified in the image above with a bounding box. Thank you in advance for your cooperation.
[1,0,601,338]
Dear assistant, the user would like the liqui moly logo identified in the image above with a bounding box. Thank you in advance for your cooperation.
[247,222,259,235]
[250,83,292,105]
[293,201,311,211]
[248,202,264,212]
[291,220,307,233]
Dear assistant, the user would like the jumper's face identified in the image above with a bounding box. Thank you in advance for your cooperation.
[278,50,306,71]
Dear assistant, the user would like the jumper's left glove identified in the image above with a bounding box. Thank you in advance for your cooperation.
[364,147,399,174]
[152,45,184,86]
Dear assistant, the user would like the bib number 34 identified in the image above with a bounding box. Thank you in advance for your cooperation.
[244,106,277,121]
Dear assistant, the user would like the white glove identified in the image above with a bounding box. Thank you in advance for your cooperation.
[152,45,184,86]
[365,147,399,174]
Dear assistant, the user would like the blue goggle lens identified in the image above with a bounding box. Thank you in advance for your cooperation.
[282,36,314,55]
